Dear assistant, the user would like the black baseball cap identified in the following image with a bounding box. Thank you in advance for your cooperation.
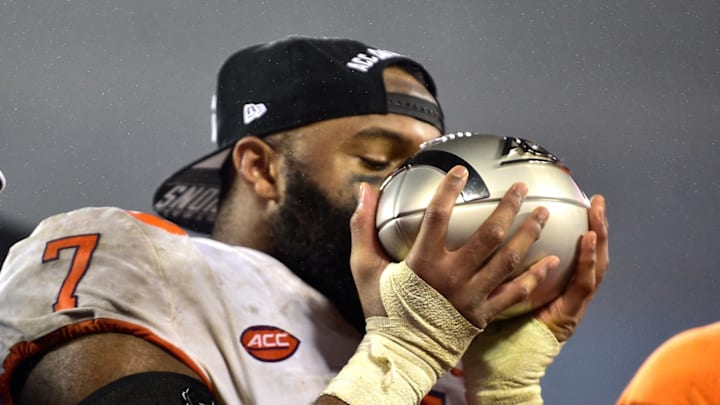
[153,36,444,233]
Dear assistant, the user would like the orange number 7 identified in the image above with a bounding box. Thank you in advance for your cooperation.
[42,234,101,312]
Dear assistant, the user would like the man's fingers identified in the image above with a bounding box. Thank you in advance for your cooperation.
[534,195,610,343]
[407,166,468,266]
[460,182,529,266]
[589,194,609,286]
[481,255,558,323]
[471,205,548,291]
[350,182,388,269]
[349,183,372,265]
[560,231,598,315]
[349,182,390,318]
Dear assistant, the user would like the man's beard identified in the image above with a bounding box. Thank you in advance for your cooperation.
[266,161,366,332]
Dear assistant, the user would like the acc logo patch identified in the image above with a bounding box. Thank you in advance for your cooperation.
[240,325,300,362]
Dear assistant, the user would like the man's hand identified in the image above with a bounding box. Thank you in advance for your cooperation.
[460,194,610,405]
[535,194,609,342]
[319,166,560,405]
[349,165,558,331]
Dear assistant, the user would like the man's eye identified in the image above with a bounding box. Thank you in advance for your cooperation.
[359,157,391,171]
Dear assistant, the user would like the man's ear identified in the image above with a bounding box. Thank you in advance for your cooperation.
[231,136,281,201]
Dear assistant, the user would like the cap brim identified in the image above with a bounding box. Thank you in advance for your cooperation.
[152,145,232,234]
[0,170,6,193]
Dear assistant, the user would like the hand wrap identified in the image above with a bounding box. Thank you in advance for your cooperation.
[462,316,562,405]
[322,261,481,404]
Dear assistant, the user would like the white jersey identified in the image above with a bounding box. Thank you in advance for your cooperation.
[0,207,465,404]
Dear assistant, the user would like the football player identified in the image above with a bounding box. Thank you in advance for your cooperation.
[0,37,609,404]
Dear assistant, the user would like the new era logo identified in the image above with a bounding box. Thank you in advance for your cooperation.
[243,103,267,124]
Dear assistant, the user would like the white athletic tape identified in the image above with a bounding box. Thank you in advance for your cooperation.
[462,316,562,405]
[323,261,481,404]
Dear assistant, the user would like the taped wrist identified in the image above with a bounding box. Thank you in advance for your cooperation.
[323,261,481,404]
[462,316,562,405]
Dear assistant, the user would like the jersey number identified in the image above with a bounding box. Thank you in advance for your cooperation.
[42,234,101,312]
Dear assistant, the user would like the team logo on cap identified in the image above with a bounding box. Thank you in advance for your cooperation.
[240,325,300,362]
[346,47,402,72]
[243,103,267,124]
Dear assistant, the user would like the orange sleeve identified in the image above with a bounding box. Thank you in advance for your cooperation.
[617,321,720,405]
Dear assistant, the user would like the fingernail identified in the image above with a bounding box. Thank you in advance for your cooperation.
[513,182,528,199]
[535,207,549,225]
[357,183,366,208]
[598,208,609,232]
[448,166,468,187]
[449,165,468,179]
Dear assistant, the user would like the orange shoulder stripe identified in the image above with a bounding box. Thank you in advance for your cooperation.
[127,211,187,236]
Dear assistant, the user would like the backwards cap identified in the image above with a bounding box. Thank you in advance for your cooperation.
[153,36,444,233]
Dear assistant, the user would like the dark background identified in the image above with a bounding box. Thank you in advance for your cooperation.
[1,1,719,403]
